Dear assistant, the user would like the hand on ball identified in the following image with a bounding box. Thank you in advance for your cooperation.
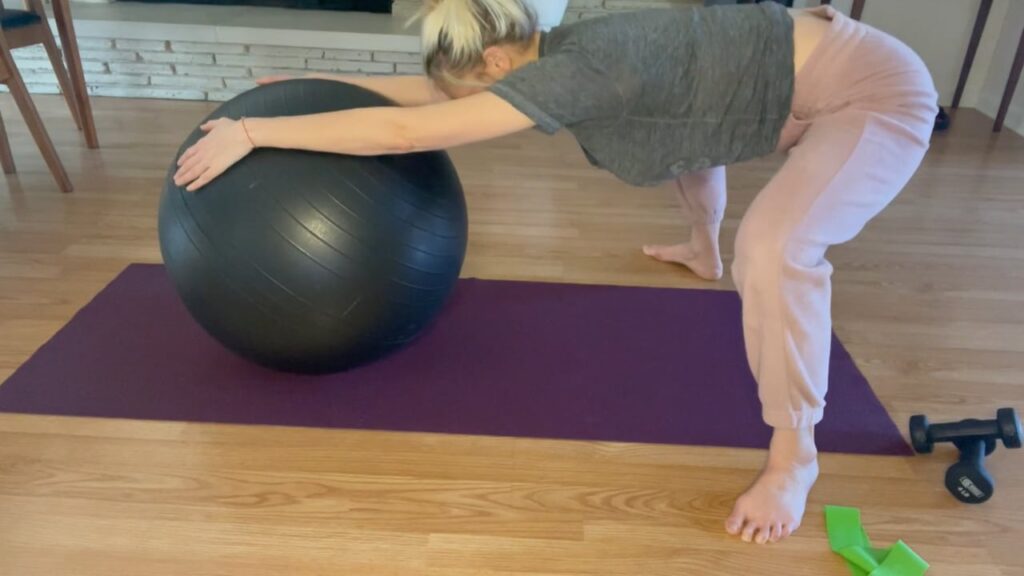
[173,118,255,192]
[256,73,330,86]
[255,75,294,85]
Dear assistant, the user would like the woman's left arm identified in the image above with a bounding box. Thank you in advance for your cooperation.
[250,91,534,154]
[174,93,535,192]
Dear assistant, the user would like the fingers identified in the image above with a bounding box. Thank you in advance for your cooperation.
[176,120,222,182]
[174,142,209,185]
[174,157,208,189]
[200,119,219,132]
[174,117,252,191]
[255,75,290,85]
[177,146,197,167]
[186,166,217,192]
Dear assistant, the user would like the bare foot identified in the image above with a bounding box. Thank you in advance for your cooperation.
[643,243,723,280]
[725,427,819,544]
[643,222,724,280]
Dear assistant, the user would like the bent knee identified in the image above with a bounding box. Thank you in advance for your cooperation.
[733,226,828,288]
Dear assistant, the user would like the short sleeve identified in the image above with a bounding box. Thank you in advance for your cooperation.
[489,52,624,135]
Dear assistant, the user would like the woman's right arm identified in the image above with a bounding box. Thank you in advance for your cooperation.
[258,74,448,107]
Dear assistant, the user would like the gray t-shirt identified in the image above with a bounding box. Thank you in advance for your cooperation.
[489,3,794,186]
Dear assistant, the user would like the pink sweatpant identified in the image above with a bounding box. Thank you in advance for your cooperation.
[683,7,939,429]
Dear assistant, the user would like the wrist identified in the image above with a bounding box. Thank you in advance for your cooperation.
[242,117,273,149]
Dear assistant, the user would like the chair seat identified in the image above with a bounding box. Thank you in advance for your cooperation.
[1,8,43,30]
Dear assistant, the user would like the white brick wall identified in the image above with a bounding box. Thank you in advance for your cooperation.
[174,42,246,55]
[140,51,216,65]
[306,59,394,74]
[325,49,372,62]
[7,38,423,102]
[176,64,249,78]
[151,75,226,89]
[395,63,422,75]
[85,73,151,86]
[373,51,421,64]
[249,46,325,58]
[79,49,139,63]
[76,38,115,50]
[115,39,169,52]
[250,67,314,78]
[215,54,307,69]
[109,62,174,75]
[90,86,207,100]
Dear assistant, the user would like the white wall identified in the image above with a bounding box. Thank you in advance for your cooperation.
[975,0,1024,134]
[795,0,995,106]
[797,0,1023,135]
[957,0,1008,111]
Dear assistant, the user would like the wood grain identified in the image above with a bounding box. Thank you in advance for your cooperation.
[0,95,1022,575]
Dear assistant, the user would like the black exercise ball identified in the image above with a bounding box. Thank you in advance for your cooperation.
[158,79,468,374]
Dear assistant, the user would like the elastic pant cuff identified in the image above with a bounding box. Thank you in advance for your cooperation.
[763,406,825,429]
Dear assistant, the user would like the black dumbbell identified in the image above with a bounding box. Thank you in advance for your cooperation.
[909,408,1022,504]
[934,107,951,132]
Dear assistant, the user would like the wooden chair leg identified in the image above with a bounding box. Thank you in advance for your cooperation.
[952,0,993,109]
[994,25,1024,133]
[850,0,865,21]
[52,0,98,149]
[0,109,17,174]
[0,41,73,192]
[41,31,84,130]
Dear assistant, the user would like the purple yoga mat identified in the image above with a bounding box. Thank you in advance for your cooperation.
[0,264,910,455]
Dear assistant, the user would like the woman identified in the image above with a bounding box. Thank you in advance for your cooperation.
[174,0,938,545]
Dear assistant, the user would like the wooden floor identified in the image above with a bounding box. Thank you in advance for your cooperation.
[1,96,1022,576]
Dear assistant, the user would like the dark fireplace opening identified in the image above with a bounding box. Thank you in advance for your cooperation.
[126,0,392,12]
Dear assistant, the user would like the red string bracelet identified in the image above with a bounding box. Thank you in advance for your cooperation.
[240,117,255,148]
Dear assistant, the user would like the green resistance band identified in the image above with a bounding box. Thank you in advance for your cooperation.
[825,506,929,576]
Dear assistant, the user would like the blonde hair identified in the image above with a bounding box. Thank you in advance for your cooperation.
[415,0,538,84]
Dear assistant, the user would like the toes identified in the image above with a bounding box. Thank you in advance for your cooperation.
[642,244,684,262]
[774,523,795,542]
[725,509,745,536]
[754,525,771,545]
[741,522,758,543]
[787,521,800,536]
[642,245,667,260]
[769,522,784,543]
